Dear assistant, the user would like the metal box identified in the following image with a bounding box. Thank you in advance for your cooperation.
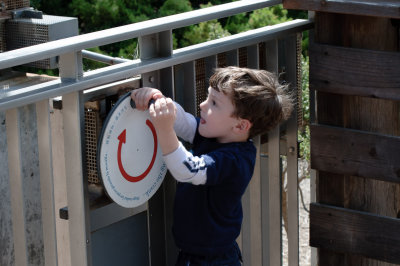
[5,15,78,69]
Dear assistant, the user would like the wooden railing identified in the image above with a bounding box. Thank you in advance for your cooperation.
[0,1,313,265]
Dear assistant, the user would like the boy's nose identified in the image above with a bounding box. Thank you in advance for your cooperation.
[199,100,206,110]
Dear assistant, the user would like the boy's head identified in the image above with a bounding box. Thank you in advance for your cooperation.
[209,66,293,138]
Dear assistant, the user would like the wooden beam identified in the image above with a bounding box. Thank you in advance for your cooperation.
[283,0,400,19]
[310,203,400,264]
[311,124,400,183]
[309,43,400,100]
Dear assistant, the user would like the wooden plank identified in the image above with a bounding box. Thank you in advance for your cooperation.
[309,203,400,264]
[309,43,400,100]
[5,108,28,266]
[63,92,92,266]
[312,11,400,266]
[283,0,400,19]
[36,100,58,266]
[311,124,400,183]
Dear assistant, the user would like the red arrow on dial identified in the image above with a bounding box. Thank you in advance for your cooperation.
[117,119,158,182]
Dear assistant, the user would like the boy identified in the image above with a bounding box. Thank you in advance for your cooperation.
[131,66,293,265]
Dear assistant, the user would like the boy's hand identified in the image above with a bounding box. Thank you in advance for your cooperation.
[149,97,179,155]
[131,87,163,111]
[149,97,176,132]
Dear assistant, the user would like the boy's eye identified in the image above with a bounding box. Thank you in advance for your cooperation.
[212,100,216,106]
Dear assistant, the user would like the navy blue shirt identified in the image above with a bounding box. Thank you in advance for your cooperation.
[172,126,256,256]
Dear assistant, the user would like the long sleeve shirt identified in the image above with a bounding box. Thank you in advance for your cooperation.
[163,102,257,256]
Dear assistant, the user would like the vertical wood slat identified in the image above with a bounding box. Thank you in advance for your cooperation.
[5,108,28,266]
[285,34,300,266]
[62,91,92,266]
[241,44,262,266]
[36,100,58,266]
[265,39,282,266]
[59,51,91,266]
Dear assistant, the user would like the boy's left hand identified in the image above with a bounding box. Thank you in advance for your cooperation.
[149,97,176,132]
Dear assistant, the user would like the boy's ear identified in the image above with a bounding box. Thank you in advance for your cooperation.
[235,118,252,133]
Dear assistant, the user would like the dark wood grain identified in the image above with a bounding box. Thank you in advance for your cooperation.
[283,0,400,19]
[310,43,400,100]
[311,124,400,183]
[310,203,400,264]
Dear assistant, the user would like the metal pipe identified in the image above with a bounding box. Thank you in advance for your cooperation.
[82,50,130,65]
[0,0,281,69]
[0,19,313,112]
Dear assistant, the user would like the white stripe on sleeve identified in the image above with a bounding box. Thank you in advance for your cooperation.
[163,142,207,185]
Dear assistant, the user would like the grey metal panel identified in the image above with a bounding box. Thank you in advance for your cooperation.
[163,174,178,266]
[63,91,92,266]
[36,99,58,266]
[247,44,259,69]
[0,20,313,112]
[90,203,147,232]
[0,0,282,69]
[205,54,217,84]
[174,61,196,114]
[284,34,300,266]
[265,39,282,266]
[91,212,149,266]
[226,49,239,66]
[5,108,28,266]
[140,30,176,266]
[260,152,270,265]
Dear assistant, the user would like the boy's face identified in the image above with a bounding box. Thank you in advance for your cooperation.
[199,87,240,143]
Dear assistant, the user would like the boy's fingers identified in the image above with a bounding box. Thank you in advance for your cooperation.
[149,102,156,117]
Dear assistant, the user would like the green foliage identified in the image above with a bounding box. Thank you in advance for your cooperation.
[159,0,193,17]
[180,3,230,47]
[299,56,310,162]
[224,13,249,34]
[246,4,290,29]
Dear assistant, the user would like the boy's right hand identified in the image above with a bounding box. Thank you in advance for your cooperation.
[131,87,163,111]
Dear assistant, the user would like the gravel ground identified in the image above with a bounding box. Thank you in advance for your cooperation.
[282,160,311,266]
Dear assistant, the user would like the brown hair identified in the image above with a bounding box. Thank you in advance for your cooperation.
[209,66,293,138]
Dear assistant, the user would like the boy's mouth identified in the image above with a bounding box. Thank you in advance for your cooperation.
[200,118,206,124]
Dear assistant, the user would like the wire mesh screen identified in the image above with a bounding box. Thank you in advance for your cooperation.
[238,47,247,67]
[85,107,100,184]
[217,53,226,68]
[296,33,303,128]
[1,0,29,10]
[0,21,5,53]
[5,20,50,68]
[259,42,266,70]
[195,58,207,117]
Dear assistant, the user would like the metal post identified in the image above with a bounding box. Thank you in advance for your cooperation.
[241,44,262,266]
[285,34,300,266]
[265,39,282,266]
[139,29,174,266]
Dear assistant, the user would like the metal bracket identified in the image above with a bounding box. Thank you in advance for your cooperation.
[11,8,43,19]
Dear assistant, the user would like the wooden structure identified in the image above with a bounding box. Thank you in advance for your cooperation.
[283,0,400,265]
